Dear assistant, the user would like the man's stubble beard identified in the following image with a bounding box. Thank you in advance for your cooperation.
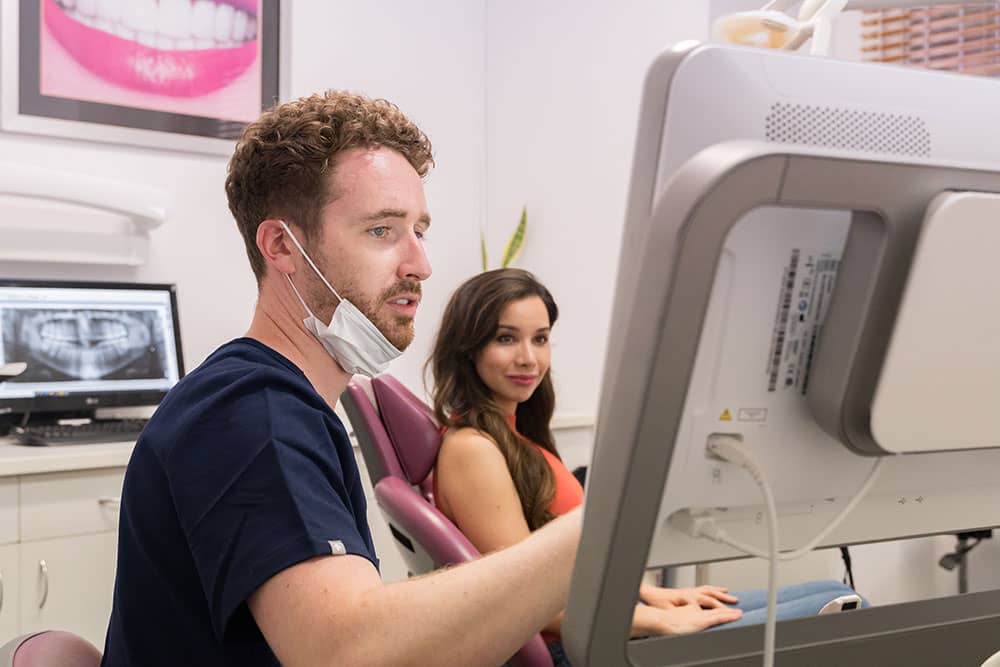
[305,260,418,351]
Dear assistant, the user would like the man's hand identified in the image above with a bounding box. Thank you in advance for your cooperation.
[640,585,738,610]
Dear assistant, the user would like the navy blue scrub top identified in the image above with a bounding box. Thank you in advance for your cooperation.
[102,338,377,666]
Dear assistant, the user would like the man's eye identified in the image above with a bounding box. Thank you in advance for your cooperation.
[369,226,390,238]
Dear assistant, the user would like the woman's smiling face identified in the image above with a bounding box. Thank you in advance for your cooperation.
[474,296,552,415]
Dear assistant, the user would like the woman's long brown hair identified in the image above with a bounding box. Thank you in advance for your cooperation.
[427,269,560,530]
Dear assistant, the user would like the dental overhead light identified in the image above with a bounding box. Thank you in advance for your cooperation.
[713,0,970,56]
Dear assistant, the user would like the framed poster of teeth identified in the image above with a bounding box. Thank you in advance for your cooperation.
[0,0,284,155]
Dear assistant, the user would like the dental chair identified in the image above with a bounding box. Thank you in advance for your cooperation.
[0,631,101,667]
[342,375,553,667]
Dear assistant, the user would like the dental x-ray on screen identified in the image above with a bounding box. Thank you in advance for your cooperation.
[2,308,168,382]
[0,280,183,414]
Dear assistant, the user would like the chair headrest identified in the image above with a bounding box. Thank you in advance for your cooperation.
[343,378,404,484]
[371,375,441,484]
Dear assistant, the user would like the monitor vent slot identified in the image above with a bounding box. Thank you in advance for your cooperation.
[765,102,931,157]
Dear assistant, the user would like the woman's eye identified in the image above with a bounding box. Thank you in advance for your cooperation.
[534,335,549,345]
[497,334,514,344]
[369,226,390,238]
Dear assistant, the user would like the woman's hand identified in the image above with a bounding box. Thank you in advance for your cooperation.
[631,600,742,637]
[639,584,738,610]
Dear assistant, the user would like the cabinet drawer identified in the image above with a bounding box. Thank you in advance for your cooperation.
[19,468,124,542]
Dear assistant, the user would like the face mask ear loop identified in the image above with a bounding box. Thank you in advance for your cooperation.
[284,274,314,317]
[278,219,345,302]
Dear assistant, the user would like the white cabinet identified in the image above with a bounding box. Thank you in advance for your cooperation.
[0,478,21,642]
[19,469,123,541]
[0,545,19,641]
[18,532,118,649]
[0,464,125,649]
[16,468,124,649]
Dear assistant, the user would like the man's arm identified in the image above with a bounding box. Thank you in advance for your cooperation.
[249,507,581,667]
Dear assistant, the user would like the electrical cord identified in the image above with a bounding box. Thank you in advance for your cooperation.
[703,434,779,667]
[695,438,885,561]
[691,434,887,667]
[840,546,855,589]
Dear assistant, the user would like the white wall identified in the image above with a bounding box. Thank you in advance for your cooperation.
[485,1,711,419]
[288,1,487,401]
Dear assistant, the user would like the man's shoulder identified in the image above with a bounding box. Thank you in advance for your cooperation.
[174,338,311,403]
[142,338,332,455]
[195,337,303,380]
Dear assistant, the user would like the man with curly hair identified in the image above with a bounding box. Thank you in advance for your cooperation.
[102,91,583,667]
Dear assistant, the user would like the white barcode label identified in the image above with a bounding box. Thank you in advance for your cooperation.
[765,248,840,394]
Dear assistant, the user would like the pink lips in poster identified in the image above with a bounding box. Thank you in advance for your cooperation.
[44,0,260,98]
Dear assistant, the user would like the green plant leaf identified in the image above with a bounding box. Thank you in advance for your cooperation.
[481,232,489,272]
[500,206,527,268]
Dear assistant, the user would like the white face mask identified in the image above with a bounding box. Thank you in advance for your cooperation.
[280,220,402,377]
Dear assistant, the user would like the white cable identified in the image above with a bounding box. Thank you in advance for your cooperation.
[699,434,889,667]
[699,436,885,561]
[705,434,780,667]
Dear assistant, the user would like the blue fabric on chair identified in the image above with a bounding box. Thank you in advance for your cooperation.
[708,579,869,630]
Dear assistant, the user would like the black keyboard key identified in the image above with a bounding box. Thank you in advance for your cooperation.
[11,419,149,446]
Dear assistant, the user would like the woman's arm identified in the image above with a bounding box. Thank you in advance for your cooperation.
[437,429,566,635]
[435,429,742,637]
[436,428,535,554]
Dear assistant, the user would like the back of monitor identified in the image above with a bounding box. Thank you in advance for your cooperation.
[562,42,1000,667]
[615,44,1000,569]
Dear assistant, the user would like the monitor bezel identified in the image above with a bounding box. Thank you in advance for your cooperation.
[0,278,185,416]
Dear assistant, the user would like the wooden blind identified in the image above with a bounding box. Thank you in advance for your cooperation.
[861,4,1000,76]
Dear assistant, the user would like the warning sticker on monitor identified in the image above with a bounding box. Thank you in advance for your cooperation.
[766,249,840,394]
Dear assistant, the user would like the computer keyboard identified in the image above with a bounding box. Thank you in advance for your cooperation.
[10,419,149,446]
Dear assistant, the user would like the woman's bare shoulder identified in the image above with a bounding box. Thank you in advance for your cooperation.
[439,426,504,467]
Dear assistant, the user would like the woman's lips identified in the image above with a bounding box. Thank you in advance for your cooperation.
[45,0,260,98]
[507,375,538,387]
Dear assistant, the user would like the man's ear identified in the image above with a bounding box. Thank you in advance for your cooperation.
[257,219,298,275]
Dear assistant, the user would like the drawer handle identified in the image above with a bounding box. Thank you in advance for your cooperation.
[98,496,121,508]
[38,560,48,610]
[0,569,4,614]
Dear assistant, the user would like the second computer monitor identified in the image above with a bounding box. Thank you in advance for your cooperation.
[0,280,184,416]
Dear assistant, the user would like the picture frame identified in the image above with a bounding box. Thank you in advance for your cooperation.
[0,0,288,155]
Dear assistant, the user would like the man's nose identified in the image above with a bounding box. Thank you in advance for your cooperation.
[399,231,431,281]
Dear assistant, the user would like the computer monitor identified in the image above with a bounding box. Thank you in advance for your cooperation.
[0,280,184,419]
[563,43,1000,665]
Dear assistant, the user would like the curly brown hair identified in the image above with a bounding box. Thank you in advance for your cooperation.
[225,90,434,283]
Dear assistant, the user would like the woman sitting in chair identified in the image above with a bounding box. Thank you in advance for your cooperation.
[427,268,863,666]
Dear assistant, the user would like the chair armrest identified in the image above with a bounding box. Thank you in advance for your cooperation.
[374,477,480,567]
